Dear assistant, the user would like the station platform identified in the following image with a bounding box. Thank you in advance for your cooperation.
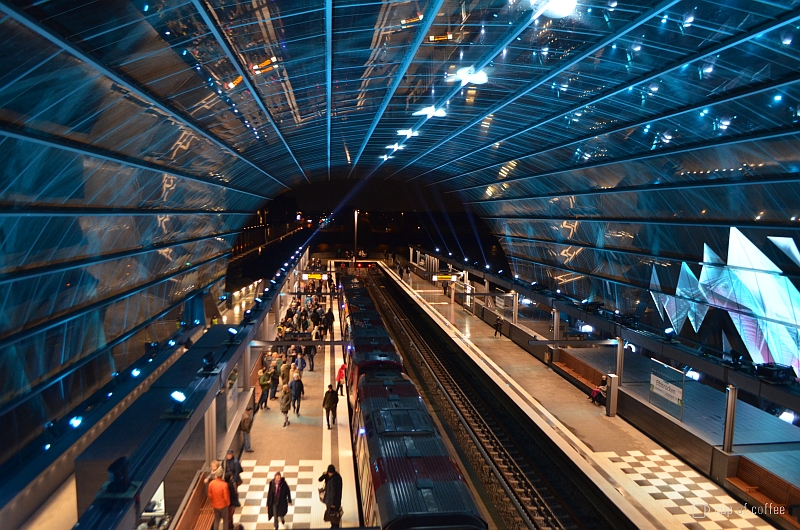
[382,262,779,530]
[234,287,358,529]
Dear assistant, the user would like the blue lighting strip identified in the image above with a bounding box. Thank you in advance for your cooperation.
[190,0,307,185]
[396,0,683,182]
[348,0,447,176]
[326,0,333,180]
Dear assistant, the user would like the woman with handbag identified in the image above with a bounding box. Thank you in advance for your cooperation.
[320,464,343,527]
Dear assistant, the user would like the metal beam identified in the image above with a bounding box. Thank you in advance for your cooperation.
[481,214,795,230]
[0,207,252,217]
[364,4,551,180]
[438,71,800,187]
[0,0,290,191]
[190,0,309,183]
[348,0,447,175]
[0,121,271,200]
[0,252,230,350]
[0,230,241,285]
[395,0,681,182]
[450,125,800,193]
[326,0,333,180]
[420,8,800,185]
[528,340,618,346]
[250,340,349,347]
[469,172,800,205]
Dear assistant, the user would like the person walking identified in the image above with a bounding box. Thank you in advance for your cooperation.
[321,464,343,528]
[293,352,307,379]
[494,315,503,337]
[266,471,292,529]
[289,373,304,416]
[225,471,240,530]
[239,407,254,453]
[208,469,230,530]
[257,370,270,410]
[336,363,346,396]
[323,384,339,429]
[280,358,291,386]
[324,308,335,337]
[305,343,316,372]
[269,361,280,400]
[279,384,292,427]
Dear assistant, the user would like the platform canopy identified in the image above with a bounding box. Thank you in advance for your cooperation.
[2,0,800,472]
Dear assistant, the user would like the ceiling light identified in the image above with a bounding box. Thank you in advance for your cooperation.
[534,0,577,18]
[412,106,446,118]
[69,417,83,428]
[385,143,404,150]
[397,129,418,138]
[447,66,489,86]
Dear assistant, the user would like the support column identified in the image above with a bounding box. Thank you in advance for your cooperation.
[615,337,625,383]
[606,374,618,417]
[240,344,251,393]
[204,405,217,466]
[723,385,738,452]
[450,281,455,325]
[552,309,560,340]
[512,293,518,325]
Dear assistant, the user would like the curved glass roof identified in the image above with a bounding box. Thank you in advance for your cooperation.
[1,0,799,475]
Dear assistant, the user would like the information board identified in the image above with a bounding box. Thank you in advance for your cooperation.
[648,359,685,421]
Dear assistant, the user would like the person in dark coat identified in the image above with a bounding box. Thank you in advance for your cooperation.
[224,471,240,529]
[266,471,292,529]
[289,373,304,415]
[223,450,244,484]
[324,309,335,336]
[322,384,339,429]
[319,464,343,527]
[494,315,503,337]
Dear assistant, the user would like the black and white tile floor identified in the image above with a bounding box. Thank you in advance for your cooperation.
[599,449,775,530]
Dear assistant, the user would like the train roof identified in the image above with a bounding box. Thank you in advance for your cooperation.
[349,328,392,341]
[364,435,486,529]
[363,407,433,435]
[347,311,385,327]
[357,374,424,416]
[350,349,403,369]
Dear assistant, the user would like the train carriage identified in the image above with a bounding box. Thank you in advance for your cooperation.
[338,275,487,530]
[353,384,486,530]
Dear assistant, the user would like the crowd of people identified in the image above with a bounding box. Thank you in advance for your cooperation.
[207,259,346,530]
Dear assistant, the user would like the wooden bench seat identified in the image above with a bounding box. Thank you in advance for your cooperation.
[725,457,800,529]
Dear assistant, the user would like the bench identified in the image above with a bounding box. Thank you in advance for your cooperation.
[725,457,800,528]
[552,350,605,392]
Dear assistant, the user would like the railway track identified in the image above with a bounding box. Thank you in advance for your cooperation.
[365,270,586,530]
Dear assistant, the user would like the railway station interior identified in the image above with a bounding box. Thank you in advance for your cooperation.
[2,0,800,529]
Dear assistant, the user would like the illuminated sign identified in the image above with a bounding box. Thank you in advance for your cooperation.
[252,56,278,75]
[302,274,328,280]
[429,33,453,42]
[432,275,456,282]
[401,14,423,28]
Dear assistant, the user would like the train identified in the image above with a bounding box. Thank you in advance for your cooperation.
[338,274,487,530]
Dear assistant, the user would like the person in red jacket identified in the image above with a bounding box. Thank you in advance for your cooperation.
[336,363,346,396]
[208,471,231,530]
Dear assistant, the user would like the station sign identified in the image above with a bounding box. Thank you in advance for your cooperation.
[432,275,456,282]
[302,273,328,280]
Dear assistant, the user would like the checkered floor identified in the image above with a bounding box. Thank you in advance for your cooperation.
[234,460,325,530]
[602,449,775,529]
